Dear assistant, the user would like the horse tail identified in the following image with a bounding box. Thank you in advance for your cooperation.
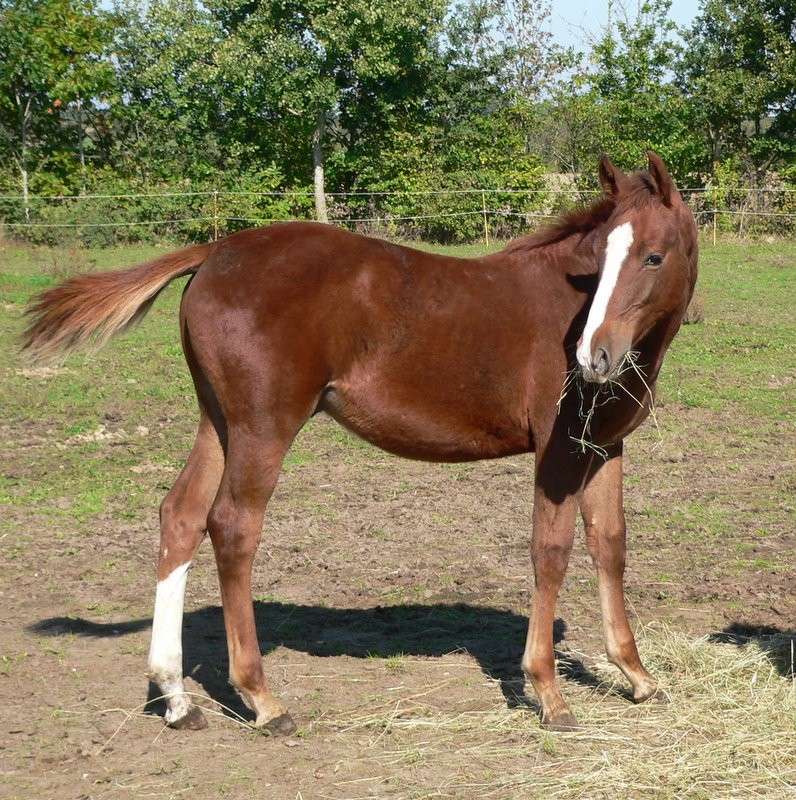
[21,243,213,362]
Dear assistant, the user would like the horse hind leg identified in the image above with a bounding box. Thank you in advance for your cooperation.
[206,419,306,735]
[148,410,224,729]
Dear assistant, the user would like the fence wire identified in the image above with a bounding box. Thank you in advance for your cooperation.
[1,186,794,246]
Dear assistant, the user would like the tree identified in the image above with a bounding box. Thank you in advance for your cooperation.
[110,0,229,184]
[499,0,573,103]
[587,0,705,181]
[529,0,705,185]
[0,0,113,212]
[207,0,447,222]
[531,82,612,189]
[437,0,570,142]
[678,0,796,176]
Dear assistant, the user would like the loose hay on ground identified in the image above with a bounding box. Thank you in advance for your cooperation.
[317,625,795,799]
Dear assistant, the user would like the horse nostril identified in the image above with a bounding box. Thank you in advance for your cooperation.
[593,347,610,377]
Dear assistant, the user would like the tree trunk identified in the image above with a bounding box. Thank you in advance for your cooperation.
[18,94,31,221]
[77,96,86,194]
[21,165,29,222]
[312,111,328,224]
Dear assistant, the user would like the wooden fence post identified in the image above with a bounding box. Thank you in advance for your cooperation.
[212,190,219,241]
[712,208,717,246]
[481,189,490,246]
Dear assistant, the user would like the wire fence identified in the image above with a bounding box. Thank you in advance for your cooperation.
[1,185,794,247]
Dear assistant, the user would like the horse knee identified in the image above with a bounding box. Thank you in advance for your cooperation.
[531,540,572,581]
[207,499,261,567]
[584,522,626,572]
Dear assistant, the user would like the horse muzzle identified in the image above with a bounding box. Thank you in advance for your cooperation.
[577,324,633,384]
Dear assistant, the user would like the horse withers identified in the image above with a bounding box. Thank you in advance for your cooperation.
[23,152,698,733]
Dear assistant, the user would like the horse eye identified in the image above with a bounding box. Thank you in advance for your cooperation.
[644,253,663,268]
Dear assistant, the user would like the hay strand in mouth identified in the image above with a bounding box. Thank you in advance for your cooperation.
[560,350,663,459]
[620,350,663,448]
[569,384,610,459]
[557,366,580,414]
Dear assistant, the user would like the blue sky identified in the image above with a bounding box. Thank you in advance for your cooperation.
[547,0,700,51]
[99,0,702,52]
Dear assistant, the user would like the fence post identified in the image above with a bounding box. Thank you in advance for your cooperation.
[481,189,490,246]
[712,208,717,246]
[212,190,219,241]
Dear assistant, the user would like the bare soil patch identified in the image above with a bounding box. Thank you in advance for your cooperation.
[1,404,794,799]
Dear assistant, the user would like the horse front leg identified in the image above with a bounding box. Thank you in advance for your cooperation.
[580,443,661,703]
[522,439,582,730]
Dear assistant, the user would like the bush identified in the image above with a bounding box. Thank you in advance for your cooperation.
[0,165,315,247]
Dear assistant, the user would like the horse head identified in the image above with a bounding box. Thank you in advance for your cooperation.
[576,151,698,383]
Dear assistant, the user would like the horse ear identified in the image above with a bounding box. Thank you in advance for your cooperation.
[598,154,628,198]
[647,150,674,206]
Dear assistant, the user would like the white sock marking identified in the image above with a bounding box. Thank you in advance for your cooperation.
[148,561,191,722]
[577,222,634,370]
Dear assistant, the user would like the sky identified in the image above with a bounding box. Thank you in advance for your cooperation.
[547,0,700,51]
[97,0,702,53]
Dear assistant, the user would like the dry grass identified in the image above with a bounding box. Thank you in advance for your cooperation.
[563,350,661,460]
[316,625,795,799]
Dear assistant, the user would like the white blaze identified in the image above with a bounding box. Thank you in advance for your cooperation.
[148,561,191,723]
[577,222,634,370]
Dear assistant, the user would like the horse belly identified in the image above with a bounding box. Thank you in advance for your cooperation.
[321,373,532,462]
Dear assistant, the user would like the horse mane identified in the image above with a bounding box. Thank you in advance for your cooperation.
[504,172,660,254]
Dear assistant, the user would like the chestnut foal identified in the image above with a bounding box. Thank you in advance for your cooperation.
[24,152,697,732]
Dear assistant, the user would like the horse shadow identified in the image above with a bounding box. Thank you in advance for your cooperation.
[708,622,795,679]
[28,601,611,721]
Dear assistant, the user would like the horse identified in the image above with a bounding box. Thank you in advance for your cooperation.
[22,152,698,733]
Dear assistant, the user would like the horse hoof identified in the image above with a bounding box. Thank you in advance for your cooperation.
[541,711,580,732]
[168,706,208,730]
[634,687,669,705]
[259,712,297,736]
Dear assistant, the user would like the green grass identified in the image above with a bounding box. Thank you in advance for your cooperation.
[657,241,795,417]
[1,235,794,531]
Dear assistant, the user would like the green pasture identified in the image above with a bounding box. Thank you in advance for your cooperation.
[0,237,794,535]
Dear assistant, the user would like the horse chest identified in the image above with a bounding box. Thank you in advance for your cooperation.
[586,385,655,446]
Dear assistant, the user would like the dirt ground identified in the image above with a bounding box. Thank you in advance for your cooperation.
[1,403,793,799]
[1,240,794,799]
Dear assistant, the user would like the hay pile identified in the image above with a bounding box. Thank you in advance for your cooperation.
[319,625,795,798]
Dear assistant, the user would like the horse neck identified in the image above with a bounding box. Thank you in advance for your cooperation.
[494,224,602,283]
